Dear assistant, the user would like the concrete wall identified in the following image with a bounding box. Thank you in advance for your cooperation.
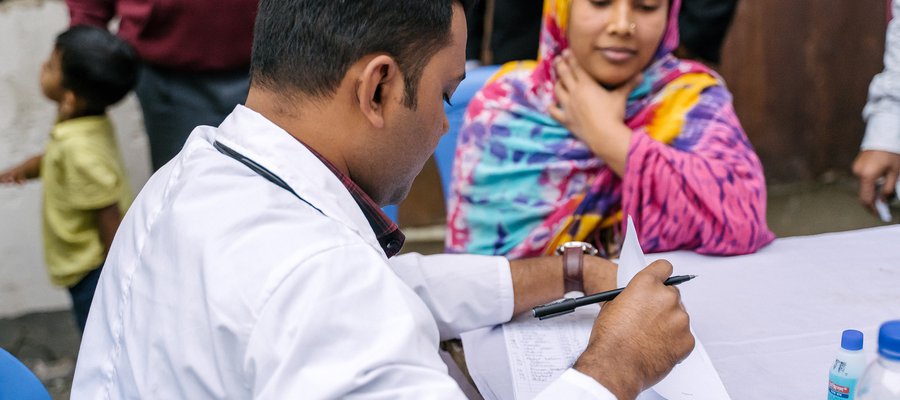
[0,0,151,318]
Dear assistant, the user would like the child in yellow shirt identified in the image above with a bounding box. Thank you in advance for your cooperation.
[0,26,137,332]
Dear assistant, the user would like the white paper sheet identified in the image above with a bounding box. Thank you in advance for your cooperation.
[503,305,596,399]
[501,216,730,399]
[617,216,649,287]
[618,217,731,399]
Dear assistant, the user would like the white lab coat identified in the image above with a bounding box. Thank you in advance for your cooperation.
[71,105,614,399]
[863,0,900,153]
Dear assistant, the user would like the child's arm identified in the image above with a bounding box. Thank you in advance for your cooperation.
[96,203,121,257]
[0,154,43,185]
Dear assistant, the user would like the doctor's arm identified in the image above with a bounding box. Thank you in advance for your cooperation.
[507,255,617,315]
[245,245,470,399]
[389,253,616,340]
[392,254,693,399]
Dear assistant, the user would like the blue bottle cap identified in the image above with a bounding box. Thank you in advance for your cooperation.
[878,320,900,361]
[841,329,864,351]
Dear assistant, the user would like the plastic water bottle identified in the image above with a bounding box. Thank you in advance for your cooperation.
[829,329,866,399]
[856,320,900,399]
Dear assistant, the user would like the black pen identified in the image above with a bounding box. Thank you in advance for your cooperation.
[532,275,697,320]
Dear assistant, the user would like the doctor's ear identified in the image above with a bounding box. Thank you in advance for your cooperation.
[357,55,401,129]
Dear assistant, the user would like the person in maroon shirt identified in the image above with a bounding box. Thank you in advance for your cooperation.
[65,0,259,170]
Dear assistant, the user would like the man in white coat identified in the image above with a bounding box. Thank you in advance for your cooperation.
[855,0,900,213]
[71,0,694,399]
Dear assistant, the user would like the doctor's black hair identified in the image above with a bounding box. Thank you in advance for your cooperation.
[55,25,138,114]
[250,0,476,110]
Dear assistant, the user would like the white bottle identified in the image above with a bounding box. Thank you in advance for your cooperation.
[856,320,900,399]
[829,329,866,400]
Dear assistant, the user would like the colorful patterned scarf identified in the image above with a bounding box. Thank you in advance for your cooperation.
[447,0,774,258]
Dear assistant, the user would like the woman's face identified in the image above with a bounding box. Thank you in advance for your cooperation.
[567,0,669,88]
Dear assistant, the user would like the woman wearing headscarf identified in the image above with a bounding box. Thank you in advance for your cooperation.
[446,0,774,258]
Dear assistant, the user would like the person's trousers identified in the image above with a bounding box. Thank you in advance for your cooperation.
[67,266,103,333]
[135,65,250,171]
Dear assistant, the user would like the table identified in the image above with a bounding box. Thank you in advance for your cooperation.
[462,226,900,399]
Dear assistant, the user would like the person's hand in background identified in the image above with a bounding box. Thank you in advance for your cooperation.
[853,150,900,214]
[0,155,42,185]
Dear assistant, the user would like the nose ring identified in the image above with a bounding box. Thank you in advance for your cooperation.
[629,22,637,34]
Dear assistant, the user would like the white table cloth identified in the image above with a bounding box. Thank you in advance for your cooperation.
[463,226,900,399]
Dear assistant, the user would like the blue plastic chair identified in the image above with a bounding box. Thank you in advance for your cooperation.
[382,204,399,222]
[0,348,51,400]
[434,65,502,198]
[382,65,501,224]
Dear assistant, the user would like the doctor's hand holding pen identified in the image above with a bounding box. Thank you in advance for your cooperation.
[573,259,695,400]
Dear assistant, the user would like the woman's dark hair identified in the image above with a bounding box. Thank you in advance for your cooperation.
[55,25,138,113]
[251,0,475,109]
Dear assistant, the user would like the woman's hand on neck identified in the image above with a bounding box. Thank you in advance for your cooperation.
[547,50,640,177]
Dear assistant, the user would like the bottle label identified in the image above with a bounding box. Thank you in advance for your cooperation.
[828,374,856,400]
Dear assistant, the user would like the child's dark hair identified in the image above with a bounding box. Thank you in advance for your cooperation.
[55,25,138,113]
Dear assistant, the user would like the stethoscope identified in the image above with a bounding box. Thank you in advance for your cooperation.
[212,140,324,215]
